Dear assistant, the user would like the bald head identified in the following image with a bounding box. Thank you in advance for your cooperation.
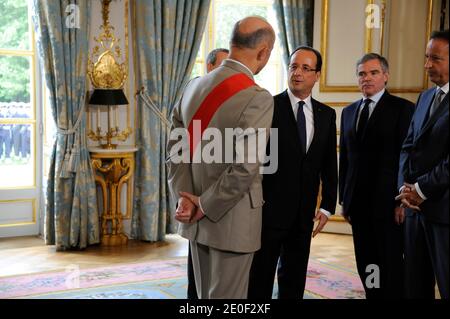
[229,16,275,75]
[230,16,275,50]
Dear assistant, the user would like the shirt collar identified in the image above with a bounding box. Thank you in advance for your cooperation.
[438,82,449,95]
[225,58,254,77]
[287,89,313,110]
[362,88,385,104]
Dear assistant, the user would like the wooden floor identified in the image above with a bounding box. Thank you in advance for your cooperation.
[0,233,356,278]
[0,233,441,298]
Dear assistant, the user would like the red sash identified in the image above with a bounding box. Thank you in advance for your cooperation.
[187,73,255,159]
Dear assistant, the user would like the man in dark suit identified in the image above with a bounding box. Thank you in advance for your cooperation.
[248,46,338,299]
[396,29,449,299]
[339,53,414,299]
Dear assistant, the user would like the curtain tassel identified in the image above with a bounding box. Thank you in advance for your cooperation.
[59,150,73,178]
[67,140,80,173]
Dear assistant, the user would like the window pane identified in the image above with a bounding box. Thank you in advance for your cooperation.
[189,0,285,95]
[0,102,32,120]
[0,55,31,105]
[197,33,205,60]
[191,62,205,78]
[0,123,34,188]
[255,63,278,95]
[0,0,30,50]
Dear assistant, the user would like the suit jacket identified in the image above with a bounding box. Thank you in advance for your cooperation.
[398,88,449,224]
[166,59,274,253]
[262,90,338,230]
[339,90,415,219]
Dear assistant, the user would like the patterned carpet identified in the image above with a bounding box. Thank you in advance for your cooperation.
[0,257,365,299]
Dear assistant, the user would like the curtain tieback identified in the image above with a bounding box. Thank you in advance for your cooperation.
[58,98,85,178]
[136,87,171,128]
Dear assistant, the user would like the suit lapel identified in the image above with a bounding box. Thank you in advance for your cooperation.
[307,98,323,156]
[279,91,302,157]
[281,91,298,129]
[359,91,389,141]
[417,92,449,141]
[414,89,435,139]
[350,100,362,140]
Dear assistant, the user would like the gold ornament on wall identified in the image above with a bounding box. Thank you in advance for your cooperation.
[87,0,132,148]
[88,0,127,89]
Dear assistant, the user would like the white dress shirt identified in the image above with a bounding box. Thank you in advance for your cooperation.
[287,89,331,218]
[439,82,449,95]
[287,89,314,153]
[356,88,385,128]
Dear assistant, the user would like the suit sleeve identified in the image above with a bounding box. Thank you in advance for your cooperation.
[166,95,195,208]
[396,100,415,190]
[413,94,449,200]
[338,110,347,206]
[320,110,338,215]
[417,155,449,200]
[199,90,274,222]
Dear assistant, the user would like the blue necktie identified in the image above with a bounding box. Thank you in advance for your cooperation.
[357,99,371,142]
[296,101,306,154]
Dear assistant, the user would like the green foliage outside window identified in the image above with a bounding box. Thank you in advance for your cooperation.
[0,0,31,103]
[214,4,267,49]
[191,1,280,94]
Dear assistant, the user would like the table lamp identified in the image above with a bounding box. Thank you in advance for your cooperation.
[89,89,129,149]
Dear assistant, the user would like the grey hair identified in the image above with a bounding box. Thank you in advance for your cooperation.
[230,16,275,49]
[356,53,389,73]
[206,48,229,66]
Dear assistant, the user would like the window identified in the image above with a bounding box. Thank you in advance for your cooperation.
[0,0,40,237]
[0,0,36,188]
[192,0,286,95]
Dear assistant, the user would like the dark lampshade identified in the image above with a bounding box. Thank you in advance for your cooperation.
[89,89,129,105]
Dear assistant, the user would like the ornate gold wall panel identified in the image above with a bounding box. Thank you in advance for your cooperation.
[320,0,374,92]
[383,0,433,93]
[319,0,434,94]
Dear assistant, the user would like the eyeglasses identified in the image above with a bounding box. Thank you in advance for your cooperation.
[288,64,317,73]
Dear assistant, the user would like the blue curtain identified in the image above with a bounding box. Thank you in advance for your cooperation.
[131,0,210,241]
[274,0,314,66]
[32,0,99,250]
